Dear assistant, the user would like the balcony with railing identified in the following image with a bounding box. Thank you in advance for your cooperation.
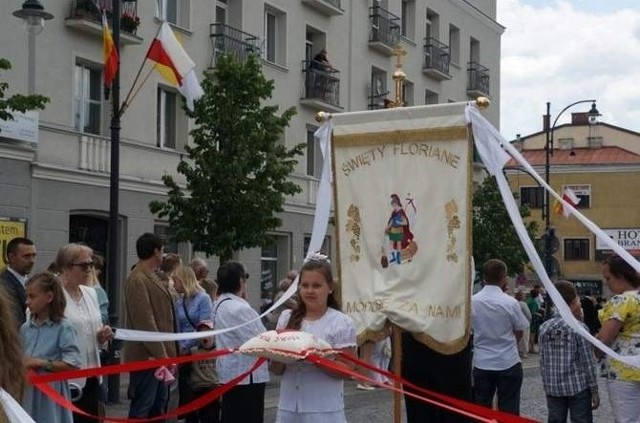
[423,38,451,80]
[368,6,401,55]
[301,60,342,112]
[301,0,344,16]
[210,23,261,67]
[65,0,142,45]
[467,61,490,97]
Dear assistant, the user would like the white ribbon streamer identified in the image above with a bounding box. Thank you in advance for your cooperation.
[116,120,335,343]
[0,388,35,423]
[466,104,640,368]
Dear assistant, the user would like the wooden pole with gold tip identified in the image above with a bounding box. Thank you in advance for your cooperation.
[389,45,407,108]
[387,44,406,423]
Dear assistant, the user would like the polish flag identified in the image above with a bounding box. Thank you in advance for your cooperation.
[554,188,581,218]
[102,11,119,91]
[146,22,204,111]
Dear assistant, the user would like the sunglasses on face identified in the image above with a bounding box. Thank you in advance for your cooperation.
[70,262,94,271]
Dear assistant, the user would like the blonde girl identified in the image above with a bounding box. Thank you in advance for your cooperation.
[20,272,82,423]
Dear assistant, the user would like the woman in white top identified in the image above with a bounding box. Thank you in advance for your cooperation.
[271,255,357,423]
[214,261,269,423]
[55,244,113,422]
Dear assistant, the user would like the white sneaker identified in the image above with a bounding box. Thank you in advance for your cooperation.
[356,383,375,391]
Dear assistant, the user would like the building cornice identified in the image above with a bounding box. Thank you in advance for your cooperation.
[31,163,172,196]
[456,0,505,34]
[0,142,36,162]
[39,123,185,158]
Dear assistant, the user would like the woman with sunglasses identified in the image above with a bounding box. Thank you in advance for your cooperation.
[54,243,113,422]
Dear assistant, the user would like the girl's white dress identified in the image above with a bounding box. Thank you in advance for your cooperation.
[275,308,356,423]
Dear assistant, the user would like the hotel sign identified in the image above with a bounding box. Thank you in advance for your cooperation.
[596,228,640,252]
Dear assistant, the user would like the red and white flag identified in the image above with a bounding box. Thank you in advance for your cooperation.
[554,187,581,218]
[146,22,204,111]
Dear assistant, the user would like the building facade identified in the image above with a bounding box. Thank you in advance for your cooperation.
[0,0,503,313]
[507,114,640,296]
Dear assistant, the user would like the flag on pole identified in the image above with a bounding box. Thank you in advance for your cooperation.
[554,187,581,218]
[102,11,119,93]
[146,22,204,111]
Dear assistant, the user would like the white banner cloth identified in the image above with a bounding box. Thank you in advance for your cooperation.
[331,104,472,353]
[466,105,640,368]
[0,388,35,423]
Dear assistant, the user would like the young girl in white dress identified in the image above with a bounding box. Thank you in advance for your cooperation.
[270,255,357,423]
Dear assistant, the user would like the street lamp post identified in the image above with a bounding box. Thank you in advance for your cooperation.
[542,100,601,278]
[107,0,122,403]
[12,0,53,95]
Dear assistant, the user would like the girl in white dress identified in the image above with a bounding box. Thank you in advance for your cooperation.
[270,255,357,423]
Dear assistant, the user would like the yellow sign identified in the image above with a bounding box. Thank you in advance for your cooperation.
[0,219,27,269]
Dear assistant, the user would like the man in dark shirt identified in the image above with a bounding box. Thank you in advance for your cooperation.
[0,237,37,326]
[580,291,601,335]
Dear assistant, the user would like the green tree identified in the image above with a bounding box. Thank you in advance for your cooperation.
[150,54,304,261]
[473,175,538,275]
[0,58,48,125]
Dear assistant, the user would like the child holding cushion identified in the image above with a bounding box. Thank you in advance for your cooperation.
[270,254,357,423]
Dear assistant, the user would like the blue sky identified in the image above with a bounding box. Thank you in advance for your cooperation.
[498,0,640,139]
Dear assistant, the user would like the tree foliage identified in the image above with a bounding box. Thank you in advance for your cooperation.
[473,175,538,275]
[0,58,49,125]
[150,54,304,261]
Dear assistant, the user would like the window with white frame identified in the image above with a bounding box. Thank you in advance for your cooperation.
[264,5,286,65]
[74,63,102,135]
[564,238,590,261]
[449,24,460,65]
[562,184,591,208]
[158,0,189,28]
[306,127,323,178]
[402,80,414,106]
[425,89,438,105]
[520,186,544,209]
[426,9,439,41]
[261,234,290,306]
[369,67,387,109]
[470,37,480,63]
[401,0,415,40]
[157,87,177,149]
[215,0,227,24]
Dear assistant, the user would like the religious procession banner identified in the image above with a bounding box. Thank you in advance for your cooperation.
[332,103,472,354]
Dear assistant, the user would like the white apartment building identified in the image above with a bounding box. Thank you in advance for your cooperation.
[0,0,503,314]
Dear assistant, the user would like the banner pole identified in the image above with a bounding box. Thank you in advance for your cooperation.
[392,324,403,423]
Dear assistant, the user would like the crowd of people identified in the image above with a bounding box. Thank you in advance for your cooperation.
[471,257,640,423]
[1,232,639,423]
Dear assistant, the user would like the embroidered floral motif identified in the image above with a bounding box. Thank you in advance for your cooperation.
[444,200,460,262]
[345,204,362,262]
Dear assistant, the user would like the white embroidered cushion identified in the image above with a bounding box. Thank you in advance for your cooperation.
[239,330,333,363]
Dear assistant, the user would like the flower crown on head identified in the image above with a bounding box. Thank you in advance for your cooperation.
[304,252,330,264]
